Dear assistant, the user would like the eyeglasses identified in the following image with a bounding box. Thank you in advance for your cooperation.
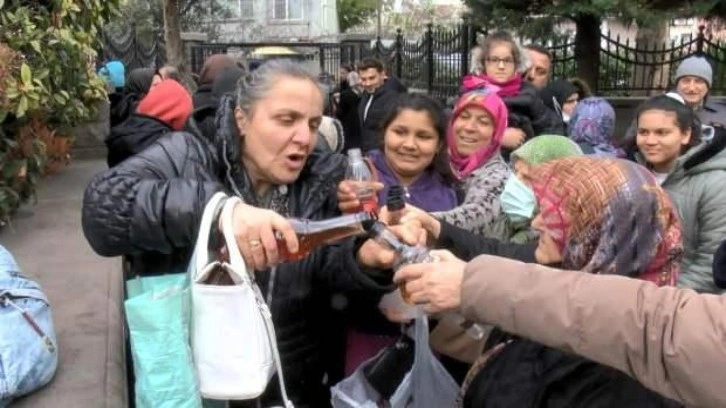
[485,57,515,66]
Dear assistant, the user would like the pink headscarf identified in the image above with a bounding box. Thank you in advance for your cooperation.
[447,88,508,179]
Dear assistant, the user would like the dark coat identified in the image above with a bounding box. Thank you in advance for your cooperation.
[358,80,404,153]
[335,82,362,150]
[82,95,388,407]
[192,83,216,109]
[503,82,565,141]
[105,114,174,167]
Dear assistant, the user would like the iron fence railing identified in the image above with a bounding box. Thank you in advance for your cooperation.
[183,23,726,99]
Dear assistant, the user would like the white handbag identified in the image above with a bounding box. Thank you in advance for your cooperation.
[189,194,293,406]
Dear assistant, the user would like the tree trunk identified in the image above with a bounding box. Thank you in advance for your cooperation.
[163,0,184,70]
[632,20,670,96]
[574,14,601,93]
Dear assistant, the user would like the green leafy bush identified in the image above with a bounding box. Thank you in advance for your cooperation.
[0,0,121,224]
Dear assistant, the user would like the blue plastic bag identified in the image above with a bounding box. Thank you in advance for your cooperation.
[0,245,58,406]
[125,274,201,408]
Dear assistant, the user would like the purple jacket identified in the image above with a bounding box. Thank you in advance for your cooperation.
[367,149,458,212]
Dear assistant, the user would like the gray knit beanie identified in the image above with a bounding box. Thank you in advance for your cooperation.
[675,56,713,88]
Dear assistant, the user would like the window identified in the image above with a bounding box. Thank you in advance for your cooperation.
[240,0,253,17]
[272,0,303,21]
[222,0,252,19]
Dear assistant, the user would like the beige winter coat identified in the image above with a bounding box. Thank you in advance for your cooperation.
[460,255,726,408]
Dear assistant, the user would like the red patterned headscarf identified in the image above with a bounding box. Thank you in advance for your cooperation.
[530,157,682,286]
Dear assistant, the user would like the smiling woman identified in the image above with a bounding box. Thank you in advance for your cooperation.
[343,93,460,377]
[633,94,726,294]
[432,88,510,236]
[366,93,458,211]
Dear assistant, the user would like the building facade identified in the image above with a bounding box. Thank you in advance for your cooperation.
[214,0,339,42]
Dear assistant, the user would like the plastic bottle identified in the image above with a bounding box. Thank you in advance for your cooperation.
[366,221,485,339]
[345,148,378,213]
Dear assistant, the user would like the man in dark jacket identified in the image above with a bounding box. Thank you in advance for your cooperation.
[357,58,405,152]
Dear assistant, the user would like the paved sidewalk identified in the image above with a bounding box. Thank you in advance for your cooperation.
[1,159,127,407]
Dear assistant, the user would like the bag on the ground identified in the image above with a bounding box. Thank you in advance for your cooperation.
[0,245,58,404]
[331,315,459,408]
[124,193,229,408]
[190,195,292,406]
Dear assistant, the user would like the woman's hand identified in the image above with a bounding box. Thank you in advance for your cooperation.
[357,223,427,269]
[502,127,526,149]
[221,201,298,271]
[393,250,466,314]
[337,180,384,213]
[398,204,442,242]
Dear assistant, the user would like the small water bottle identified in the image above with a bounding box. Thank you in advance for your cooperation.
[367,221,486,339]
[345,148,378,213]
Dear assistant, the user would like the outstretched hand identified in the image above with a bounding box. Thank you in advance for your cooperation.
[393,250,466,314]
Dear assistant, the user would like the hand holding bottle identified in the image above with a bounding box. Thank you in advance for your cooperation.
[337,180,384,214]
[356,224,427,269]
[393,250,466,314]
[220,201,299,271]
[396,204,442,242]
[339,148,384,214]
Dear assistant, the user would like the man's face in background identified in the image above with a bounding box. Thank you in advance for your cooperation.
[526,49,552,89]
[358,67,385,94]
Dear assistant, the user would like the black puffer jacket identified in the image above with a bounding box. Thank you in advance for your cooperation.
[503,82,564,140]
[82,96,388,407]
[464,330,682,408]
[105,114,174,167]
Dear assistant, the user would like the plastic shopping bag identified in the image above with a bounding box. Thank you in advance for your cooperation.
[125,273,201,408]
[331,315,459,408]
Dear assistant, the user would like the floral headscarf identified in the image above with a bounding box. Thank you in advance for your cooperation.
[447,88,508,180]
[531,157,682,286]
[568,97,626,158]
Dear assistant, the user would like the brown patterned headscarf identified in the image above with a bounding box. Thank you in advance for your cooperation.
[530,157,682,286]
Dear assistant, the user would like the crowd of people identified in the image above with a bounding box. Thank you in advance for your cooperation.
[78,30,726,408]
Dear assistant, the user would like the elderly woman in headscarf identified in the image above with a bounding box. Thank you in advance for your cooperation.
[193,54,236,108]
[395,157,684,407]
[568,96,626,158]
[489,134,583,243]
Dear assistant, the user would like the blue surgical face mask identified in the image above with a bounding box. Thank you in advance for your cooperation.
[501,173,537,223]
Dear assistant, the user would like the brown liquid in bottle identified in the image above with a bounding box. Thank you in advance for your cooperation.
[277,213,371,262]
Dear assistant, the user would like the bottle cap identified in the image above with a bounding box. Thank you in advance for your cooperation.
[386,185,405,211]
[347,148,363,162]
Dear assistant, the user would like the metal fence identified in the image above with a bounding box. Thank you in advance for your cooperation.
[99,23,166,71]
[188,41,373,79]
[189,23,726,99]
